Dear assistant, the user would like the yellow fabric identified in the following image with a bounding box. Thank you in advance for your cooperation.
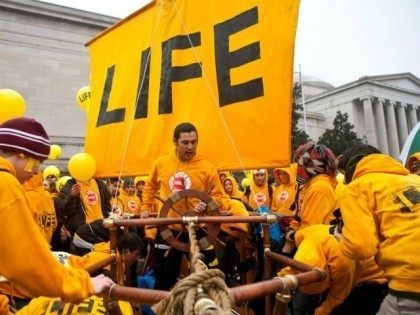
[16,295,133,315]
[141,152,223,214]
[79,179,104,223]
[292,174,337,231]
[278,225,361,315]
[0,157,93,303]
[85,0,300,176]
[243,169,272,209]
[340,153,420,293]
[357,257,387,284]
[271,164,297,216]
[221,198,249,235]
[0,295,8,315]
[22,173,57,243]
[110,196,124,213]
[119,189,141,214]
[334,173,346,201]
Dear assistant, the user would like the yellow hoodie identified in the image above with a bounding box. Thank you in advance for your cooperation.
[119,189,141,214]
[279,225,363,315]
[340,153,420,293]
[272,164,297,216]
[0,157,93,303]
[16,295,133,315]
[243,169,272,209]
[292,174,338,231]
[22,173,57,243]
[141,152,224,217]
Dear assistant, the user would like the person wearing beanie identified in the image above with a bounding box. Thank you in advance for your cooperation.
[336,144,420,314]
[0,117,113,306]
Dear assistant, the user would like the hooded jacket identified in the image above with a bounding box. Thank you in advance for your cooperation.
[222,176,244,200]
[291,174,338,231]
[23,172,57,243]
[0,157,93,303]
[141,152,224,216]
[272,164,297,216]
[243,169,273,209]
[340,153,420,293]
[279,225,363,315]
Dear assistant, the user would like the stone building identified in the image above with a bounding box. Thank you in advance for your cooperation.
[298,73,420,158]
[0,0,118,169]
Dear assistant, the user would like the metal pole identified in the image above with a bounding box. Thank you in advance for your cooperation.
[299,64,308,134]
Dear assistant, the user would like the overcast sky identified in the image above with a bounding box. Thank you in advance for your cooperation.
[39,0,420,87]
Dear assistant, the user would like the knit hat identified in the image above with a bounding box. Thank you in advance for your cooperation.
[0,117,50,161]
[294,142,337,185]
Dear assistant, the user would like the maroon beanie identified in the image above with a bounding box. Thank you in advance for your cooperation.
[0,117,50,161]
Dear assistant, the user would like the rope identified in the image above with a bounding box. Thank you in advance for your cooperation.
[152,222,233,315]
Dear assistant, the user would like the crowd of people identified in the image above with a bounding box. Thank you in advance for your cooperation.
[0,117,419,315]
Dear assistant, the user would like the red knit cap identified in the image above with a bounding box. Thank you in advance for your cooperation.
[0,117,50,161]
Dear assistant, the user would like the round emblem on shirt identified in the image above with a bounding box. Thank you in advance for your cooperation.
[277,190,289,204]
[169,171,192,192]
[84,190,98,206]
[128,200,138,211]
[254,192,267,206]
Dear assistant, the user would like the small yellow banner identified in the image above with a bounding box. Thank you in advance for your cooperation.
[85,0,300,177]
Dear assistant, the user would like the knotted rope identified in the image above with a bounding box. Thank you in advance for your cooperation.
[152,222,233,314]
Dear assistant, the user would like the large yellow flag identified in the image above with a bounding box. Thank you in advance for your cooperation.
[85,0,300,177]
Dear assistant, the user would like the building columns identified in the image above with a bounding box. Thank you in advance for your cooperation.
[396,103,409,150]
[362,97,378,147]
[407,105,418,131]
[375,98,389,153]
[386,101,400,158]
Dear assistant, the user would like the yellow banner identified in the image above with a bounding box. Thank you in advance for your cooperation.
[85,0,300,177]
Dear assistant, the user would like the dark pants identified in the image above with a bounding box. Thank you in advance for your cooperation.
[331,283,388,315]
[152,230,217,290]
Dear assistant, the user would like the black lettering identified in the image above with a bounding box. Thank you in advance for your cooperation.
[403,187,420,204]
[214,7,263,106]
[134,47,151,119]
[77,298,94,312]
[159,33,202,114]
[96,65,126,127]
[50,300,65,314]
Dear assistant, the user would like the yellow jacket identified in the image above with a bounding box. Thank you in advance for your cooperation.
[272,164,297,216]
[141,152,224,216]
[119,189,141,214]
[22,173,57,243]
[16,295,133,315]
[243,169,272,209]
[340,153,420,293]
[279,225,362,315]
[222,176,244,200]
[293,174,337,230]
[0,157,93,303]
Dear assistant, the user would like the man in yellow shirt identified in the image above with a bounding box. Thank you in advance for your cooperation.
[141,122,224,290]
[337,144,420,314]
[0,117,113,309]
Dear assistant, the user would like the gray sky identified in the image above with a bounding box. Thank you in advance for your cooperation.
[40,0,420,87]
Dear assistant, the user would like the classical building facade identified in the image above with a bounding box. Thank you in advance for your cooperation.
[298,73,420,158]
[0,0,118,169]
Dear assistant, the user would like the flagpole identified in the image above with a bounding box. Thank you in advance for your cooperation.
[299,64,308,134]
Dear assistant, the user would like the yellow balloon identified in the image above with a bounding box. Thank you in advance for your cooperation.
[68,152,96,182]
[48,144,62,160]
[76,86,91,111]
[0,89,26,123]
[43,165,61,180]
[56,175,71,192]
[241,177,251,188]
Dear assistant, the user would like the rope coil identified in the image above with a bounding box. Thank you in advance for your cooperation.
[152,222,233,314]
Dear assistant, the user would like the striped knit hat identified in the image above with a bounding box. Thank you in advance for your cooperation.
[0,117,50,161]
[294,142,337,185]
